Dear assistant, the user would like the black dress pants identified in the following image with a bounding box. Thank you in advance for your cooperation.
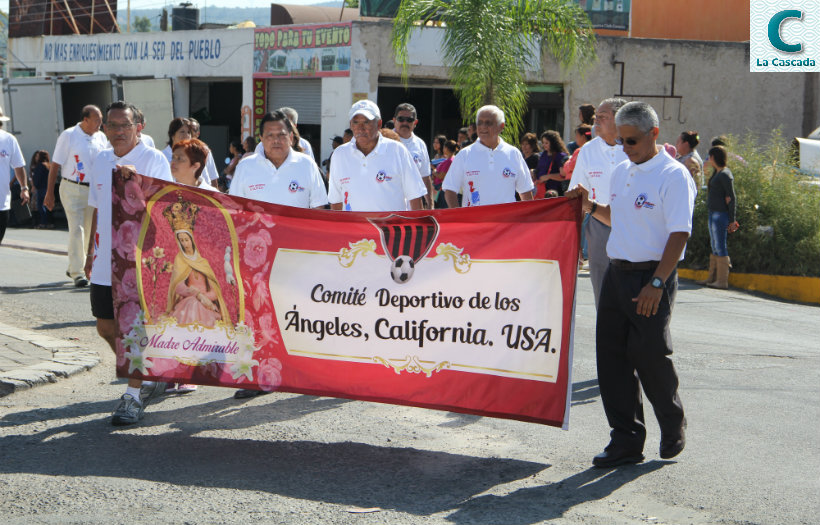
[595,263,686,451]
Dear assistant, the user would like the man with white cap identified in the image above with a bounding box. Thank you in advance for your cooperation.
[329,100,426,212]
[43,104,108,287]
[0,105,30,245]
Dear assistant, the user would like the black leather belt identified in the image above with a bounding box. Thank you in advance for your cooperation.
[62,178,89,187]
[609,259,659,271]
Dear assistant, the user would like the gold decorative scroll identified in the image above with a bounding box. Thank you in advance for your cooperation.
[373,355,451,378]
[338,239,377,268]
[435,243,472,273]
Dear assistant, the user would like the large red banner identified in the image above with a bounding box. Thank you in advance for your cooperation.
[111,173,581,428]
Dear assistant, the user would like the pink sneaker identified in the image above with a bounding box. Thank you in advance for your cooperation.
[176,384,198,393]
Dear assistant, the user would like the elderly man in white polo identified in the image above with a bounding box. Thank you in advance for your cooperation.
[443,105,534,208]
[328,99,426,212]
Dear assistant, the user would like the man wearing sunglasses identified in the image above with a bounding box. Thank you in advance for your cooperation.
[394,103,434,209]
[566,101,696,468]
[567,98,628,309]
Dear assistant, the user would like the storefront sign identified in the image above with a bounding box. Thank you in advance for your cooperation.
[253,23,351,78]
[578,0,630,31]
[252,79,267,138]
[110,172,581,428]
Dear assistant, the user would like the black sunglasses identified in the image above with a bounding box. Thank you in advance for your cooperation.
[615,137,639,146]
[395,116,415,123]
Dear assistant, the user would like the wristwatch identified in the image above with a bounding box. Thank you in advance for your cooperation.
[650,276,664,289]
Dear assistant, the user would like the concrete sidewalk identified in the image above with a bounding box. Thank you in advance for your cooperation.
[1,226,99,397]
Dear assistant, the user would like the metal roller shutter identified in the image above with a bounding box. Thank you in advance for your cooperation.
[266,79,322,125]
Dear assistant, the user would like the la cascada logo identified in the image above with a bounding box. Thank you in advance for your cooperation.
[750,2,820,72]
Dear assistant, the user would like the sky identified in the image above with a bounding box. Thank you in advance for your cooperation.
[0,1,336,16]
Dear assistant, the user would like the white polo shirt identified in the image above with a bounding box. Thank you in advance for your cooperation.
[88,141,173,286]
[299,137,314,161]
[203,151,219,182]
[442,137,533,207]
[606,148,697,262]
[328,134,426,212]
[568,136,628,205]
[0,130,26,210]
[229,145,328,208]
[52,123,108,184]
[140,133,156,149]
[399,133,431,178]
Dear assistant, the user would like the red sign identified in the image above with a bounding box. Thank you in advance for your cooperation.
[111,173,582,428]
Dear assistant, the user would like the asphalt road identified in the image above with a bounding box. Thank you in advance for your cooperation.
[0,243,817,525]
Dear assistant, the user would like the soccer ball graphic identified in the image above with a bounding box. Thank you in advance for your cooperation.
[288,181,299,192]
[390,255,415,284]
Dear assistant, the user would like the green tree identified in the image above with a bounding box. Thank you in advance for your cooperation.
[392,0,596,141]
[133,16,152,33]
[345,0,360,7]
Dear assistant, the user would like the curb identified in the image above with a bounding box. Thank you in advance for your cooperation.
[2,240,68,256]
[0,322,100,398]
[678,269,820,305]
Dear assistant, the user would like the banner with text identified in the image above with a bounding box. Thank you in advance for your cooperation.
[111,173,581,427]
[253,23,351,78]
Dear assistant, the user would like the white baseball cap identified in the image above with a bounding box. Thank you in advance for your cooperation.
[0,106,10,122]
[349,99,381,121]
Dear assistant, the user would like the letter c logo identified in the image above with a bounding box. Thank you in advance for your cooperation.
[768,10,804,53]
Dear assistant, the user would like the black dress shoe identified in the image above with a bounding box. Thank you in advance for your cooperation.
[660,436,685,459]
[233,388,271,399]
[592,447,645,468]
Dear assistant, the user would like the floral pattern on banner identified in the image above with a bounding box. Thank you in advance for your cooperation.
[110,171,282,388]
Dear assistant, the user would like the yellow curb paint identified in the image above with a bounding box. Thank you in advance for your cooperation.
[678,269,820,304]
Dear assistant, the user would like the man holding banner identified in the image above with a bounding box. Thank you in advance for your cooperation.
[443,105,534,208]
[85,101,174,426]
[328,99,426,212]
[229,110,328,399]
[567,101,696,467]
[229,111,328,210]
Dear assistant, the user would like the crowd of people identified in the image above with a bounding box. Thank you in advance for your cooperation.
[0,94,741,468]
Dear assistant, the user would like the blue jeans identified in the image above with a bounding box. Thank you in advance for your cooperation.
[708,211,729,257]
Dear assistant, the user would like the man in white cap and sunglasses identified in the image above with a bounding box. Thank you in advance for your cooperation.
[329,99,426,212]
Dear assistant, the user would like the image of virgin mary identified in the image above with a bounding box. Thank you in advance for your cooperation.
[165,229,230,328]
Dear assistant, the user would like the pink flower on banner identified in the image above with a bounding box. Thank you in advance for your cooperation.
[120,268,139,303]
[149,356,182,377]
[257,313,280,346]
[118,301,142,335]
[122,179,146,216]
[251,270,270,310]
[243,229,271,269]
[257,358,282,391]
[138,173,161,196]
[114,221,141,261]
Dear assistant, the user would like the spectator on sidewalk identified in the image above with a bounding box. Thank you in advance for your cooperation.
[30,150,53,229]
